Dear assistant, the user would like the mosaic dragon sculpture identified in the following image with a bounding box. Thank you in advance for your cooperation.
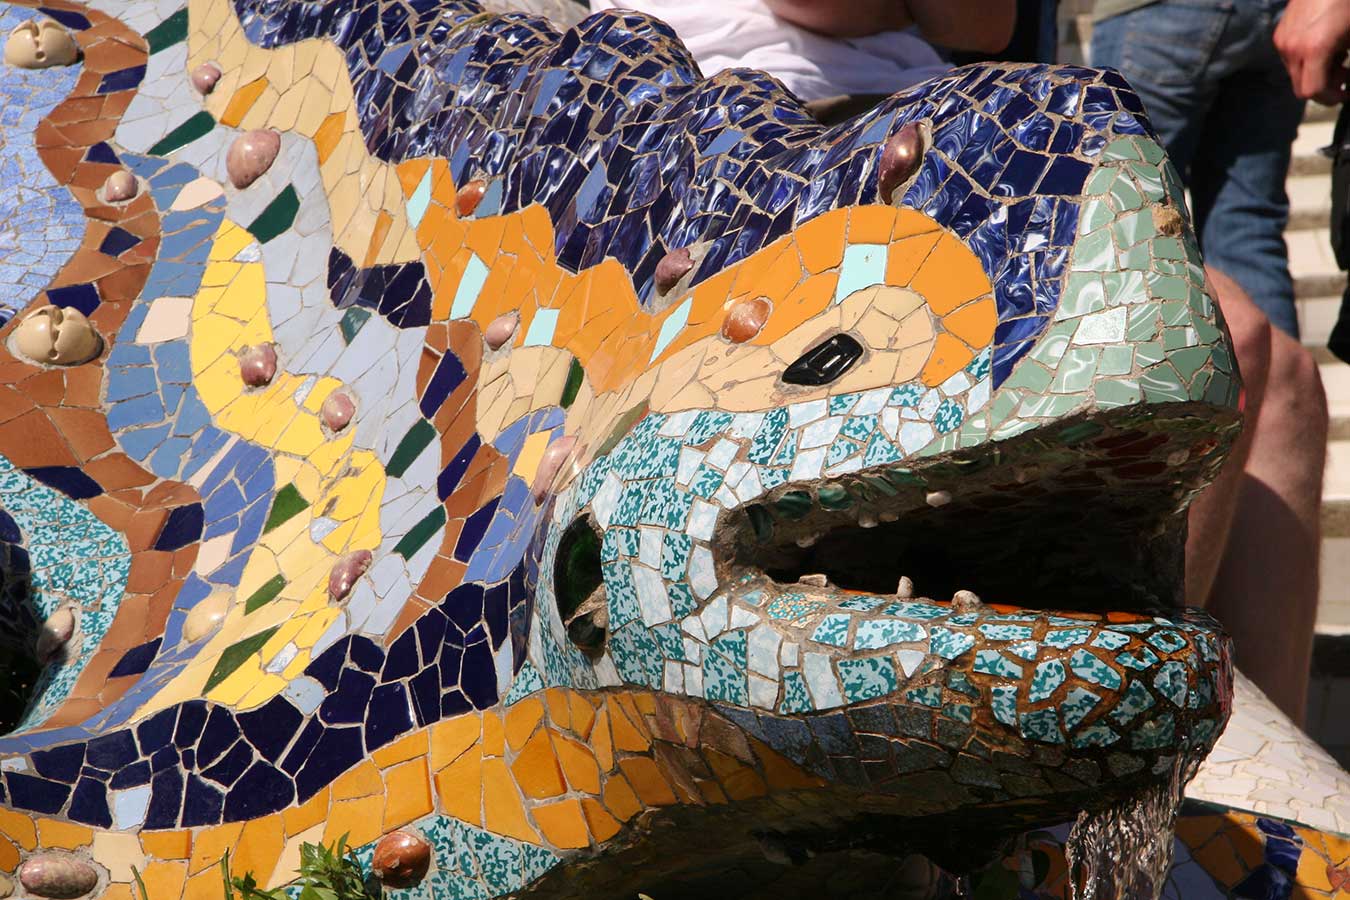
[0,0,1347,897]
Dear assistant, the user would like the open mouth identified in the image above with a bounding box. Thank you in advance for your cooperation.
[719,427,1190,619]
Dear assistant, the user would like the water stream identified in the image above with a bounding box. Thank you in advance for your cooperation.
[1064,753,1200,900]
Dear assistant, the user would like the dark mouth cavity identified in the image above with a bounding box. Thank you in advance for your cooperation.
[723,458,1188,616]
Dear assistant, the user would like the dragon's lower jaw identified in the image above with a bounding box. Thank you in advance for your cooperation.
[697,401,1238,818]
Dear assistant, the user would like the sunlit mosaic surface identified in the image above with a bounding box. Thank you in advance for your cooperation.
[0,0,1345,897]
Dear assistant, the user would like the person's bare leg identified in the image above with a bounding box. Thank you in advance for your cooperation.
[1185,268,1271,606]
[1192,268,1327,725]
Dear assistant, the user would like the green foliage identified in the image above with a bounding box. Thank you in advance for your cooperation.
[220,834,379,900]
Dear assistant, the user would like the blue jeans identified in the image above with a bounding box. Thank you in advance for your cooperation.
[1092,0,1305,337]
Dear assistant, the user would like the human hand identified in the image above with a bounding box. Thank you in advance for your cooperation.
[1275,0,1350,104]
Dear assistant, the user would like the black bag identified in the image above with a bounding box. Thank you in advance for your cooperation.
[1327,104,1350,363]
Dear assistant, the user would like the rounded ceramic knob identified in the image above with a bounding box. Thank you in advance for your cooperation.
[190,62,221,94]
[484,312,518,350]
[328,550,372,602]
[182,592,229,642]
[371,830,431,889]
[456,179,486,216]
[654,247,693,295]
[878,122,924,201]
[321,389,356,433]
[18,854,99,899]
[721,297,770,343]
[102,169,138,203]
[35,606,75,663]
[226,129,281,189]
[238,343,277,387]
[4,19,78,69]
[532,435,576,503]
[12,305,102,366]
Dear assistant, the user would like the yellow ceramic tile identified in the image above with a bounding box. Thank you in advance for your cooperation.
[188,821,244,875]
[139,861,188,900]
[230,816,285,891]
[617,758,676,807]
[511,731,566,800]
[580,798,622,842]
[553,733,601,794]
[0,839,18,873]
[910,234,991,315]
[324,795,386,849]
[219,76,269,127]
[333,760,384,800]
[282,788,330,837]
[601,774,641,822]
[435,749,484,824]
[141,830,193,861]
[372,730,428,768]
[482,758,539,842]
[504,697,544,752]
[383,760,434,830]
[91,832,144,880]
[481,711,506,757]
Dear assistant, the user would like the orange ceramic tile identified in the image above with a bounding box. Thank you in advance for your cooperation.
[333,760,384,800]
[323,795,385,849]
[434,748,484,824]
[793,208,848,274]
[36,817,93,849]
[312,111,345,164]
[481,711,506,757]
[382,760,434,830]
[890,207,943,241]
[140,830,193,861]
[920,332,975,386]
[910,234,992,315]
[554,733,601,794]
[601,775,642,822]
[0,839,19,873]
[505,697,545,751]
[544,689,572,729]
[0,805,39,851]
[396,158,431,195]
[567,693,596,738]
[482,758,539,843]
[756,742,823,790]
[591,708,614,771]
[608,700,651,753]
[281,788,330,837]
[219,77,269,127]
[848,205,898,244]
[371,730,428,768]
[139,861,188,900]
[579,798,622,842]
[362,210,393,267]
[885,229,942,288]
[532,799,591,849]
[511,731,567,800]
[230,816,285,890]
[617,757,678,807]
[182,867,225,900]
[188,822,244,876]
[1298,849,1336,892]
[754,268,836,345]
[940,296,997,348]
[430,714,482,771]
[102,882,134,900]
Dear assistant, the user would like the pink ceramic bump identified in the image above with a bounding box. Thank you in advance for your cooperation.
[484,312,519,350]
[532,435,577,504]
[226,129,281,189]
[371,830,431,888]
[654,246,693,295]
[321,390,357,433]
[878,122,924,201]
[328,550,373,602]
[238,344,277,387]
[190,62,221,94]
[17,854,98,899]
[101,169,137,203]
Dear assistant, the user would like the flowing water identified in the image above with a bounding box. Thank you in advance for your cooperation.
[1064,753,1201,900]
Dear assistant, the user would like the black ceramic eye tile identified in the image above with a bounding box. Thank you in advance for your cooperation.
[783,334,864,386]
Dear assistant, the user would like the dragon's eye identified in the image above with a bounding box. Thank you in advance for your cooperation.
[782,333,864,386]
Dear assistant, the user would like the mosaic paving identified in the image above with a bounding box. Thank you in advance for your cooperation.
[0,0,1345,896]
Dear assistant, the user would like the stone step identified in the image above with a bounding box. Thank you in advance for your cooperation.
[1306,101,1341,124]
[1287,173,1331,230]
[1297,295,1340,348]
[1288,228,1347,299]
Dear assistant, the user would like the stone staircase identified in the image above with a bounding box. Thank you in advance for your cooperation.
[1289,103,1350,766]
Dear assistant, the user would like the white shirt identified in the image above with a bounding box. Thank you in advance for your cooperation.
[589,0,950,102]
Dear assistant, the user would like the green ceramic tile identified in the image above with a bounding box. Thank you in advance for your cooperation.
[1003,360,1053,393]
[339,307,371,344]
[1153,237,1183,260]
[1137,139,1165,165]
[1151,276,1189,302]
[1056,273,1105,320]
[203,626,280,692]
[386,420,437,478]
[1170,347,1212,382]
[1127,161,1165,201]
[1102,270,1146,306]
[1188,369,1213,400]
[1098,345,1134,376]
[246,185,300,244]
[1102,137,1142,162]
[394,506,447,559]
[262,483,308,533]
[1093,379,1141,409]
[1141,363,1189,402]
[144,9,188,54]
[1071,228,1115,272]
[1108,172,1143,212]
[244,574,287,613]
[1049,347,1099,394]
[146,111,215,156]
[1127,303,1160,341]
[560,358,584,408]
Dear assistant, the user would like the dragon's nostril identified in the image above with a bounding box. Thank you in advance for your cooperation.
[782,333,864,386]
[554,515,606,655]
